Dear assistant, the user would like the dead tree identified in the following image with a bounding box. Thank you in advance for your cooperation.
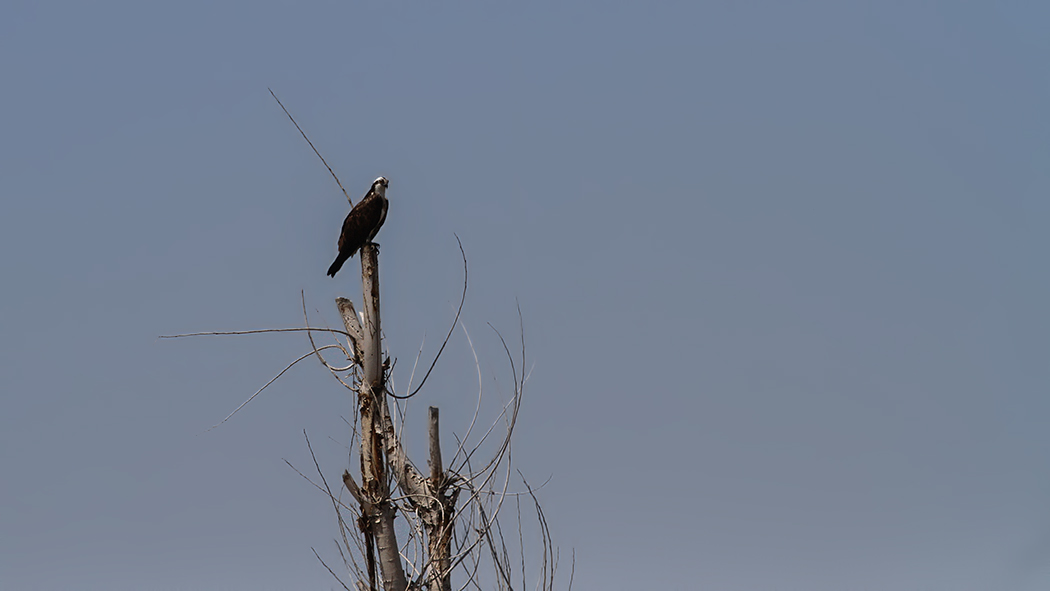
[163,92,571,590]
[308,237,567,591]
[162,238,568,591]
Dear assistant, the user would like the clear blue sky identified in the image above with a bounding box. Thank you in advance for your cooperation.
[2,2,1049,590]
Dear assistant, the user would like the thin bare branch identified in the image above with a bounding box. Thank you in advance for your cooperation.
[404,332,427,396]
[458,324,524,477]
[211,348,337,428]
[517,494,525,591]
[313,547,354,591]
[284,458,359,515]
[304,430,362,573]
[519,474,553,591]
[453,389,518,479]
[567,551,575,591]
[160,327,354,339]
[478,497,515,591]
[268,88,352,206]
[447,454,515,579]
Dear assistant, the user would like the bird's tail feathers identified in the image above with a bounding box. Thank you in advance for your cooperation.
[327,256,347,277]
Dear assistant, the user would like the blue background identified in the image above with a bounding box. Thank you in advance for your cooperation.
[2,2,1048,589]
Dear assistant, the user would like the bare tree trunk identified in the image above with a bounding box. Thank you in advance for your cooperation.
[425,407,452,591]
[358,243,408,591]
[330,240,536,590]
[178,100,566,588]
[340,244,456,591]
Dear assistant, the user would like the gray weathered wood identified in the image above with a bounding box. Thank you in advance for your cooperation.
[357,243,408,591]
[425,406,452,591]
[335,297,364,360]
[333,243,475,591]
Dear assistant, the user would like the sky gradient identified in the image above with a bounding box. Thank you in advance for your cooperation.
[2,2,1049,590]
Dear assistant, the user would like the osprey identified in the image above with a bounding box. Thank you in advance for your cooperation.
[327,176,389,277]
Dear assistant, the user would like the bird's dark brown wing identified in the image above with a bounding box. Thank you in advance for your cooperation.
[327,193,387,277]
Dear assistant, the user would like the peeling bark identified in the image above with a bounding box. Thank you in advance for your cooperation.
[348,243,407,591]
[336,297,364,361]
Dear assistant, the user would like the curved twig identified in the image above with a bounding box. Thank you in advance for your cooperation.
[452,324,523,478]
[453,385,519,478]
[388,234,468,400]
[404,332,427,396]
[301,290,355,369]
[450,323,485,466]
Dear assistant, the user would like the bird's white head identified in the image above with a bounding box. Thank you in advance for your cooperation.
[372,176,389,197]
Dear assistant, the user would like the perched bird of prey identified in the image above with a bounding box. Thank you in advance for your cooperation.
[327,176,389,277]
